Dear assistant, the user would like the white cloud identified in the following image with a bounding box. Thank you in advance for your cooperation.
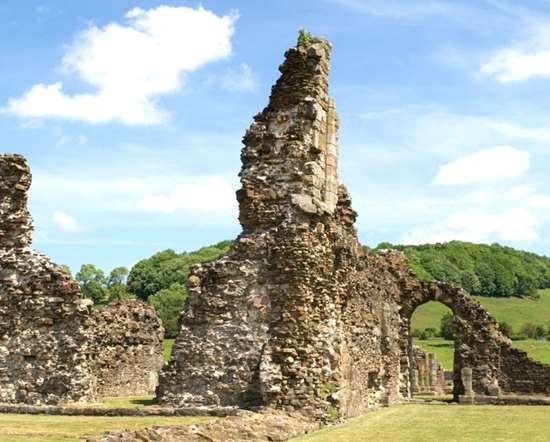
[52,211,79,232]
[401,183,550,246]
[222,63,258,91]
[32,174,237,217]
[481,48,550,83]
[403,207,539,244]
[137,177,235,213]
[480,23,550,83]
[358,109,550,156]
[3,6,237,125]
[57,133,88,146]
[434,146,530,186]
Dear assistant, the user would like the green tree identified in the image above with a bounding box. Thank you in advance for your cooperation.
[390,240,550,298]
[107,266,133,301]
[127,241,231,301]
[148,283,187,338]
[76,264,109,304]
[440,312,454,340]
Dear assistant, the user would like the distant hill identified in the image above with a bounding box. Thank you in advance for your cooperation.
[413,289,550,333]
[370,241,550,298]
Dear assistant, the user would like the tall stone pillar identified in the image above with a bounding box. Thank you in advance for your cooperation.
[157,34,406,419]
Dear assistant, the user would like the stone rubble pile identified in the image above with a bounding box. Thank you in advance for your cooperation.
[88,408,320,442]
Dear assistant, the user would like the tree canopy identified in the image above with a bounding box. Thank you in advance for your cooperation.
[74,241,232,338]
[127,240,232,301]
[373,241,550,298]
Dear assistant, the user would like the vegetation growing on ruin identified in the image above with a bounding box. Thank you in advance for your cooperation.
[373,241,550,298]
[297,28,313,46]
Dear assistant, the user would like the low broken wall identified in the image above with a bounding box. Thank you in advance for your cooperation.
[91,300,164,397]
[0,154,164,405]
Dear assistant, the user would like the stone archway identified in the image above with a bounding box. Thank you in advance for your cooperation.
[399,280,550,403]
[403,297,461,400]
[400,283,467,401]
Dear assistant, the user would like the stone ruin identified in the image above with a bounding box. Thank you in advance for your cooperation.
[0,154,164,404]
[157,35,550,418]
[1,34,550,422]
[410,347,448,396]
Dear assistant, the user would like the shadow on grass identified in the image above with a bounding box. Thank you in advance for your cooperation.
[130,398,157,407]
[413,394,454,403]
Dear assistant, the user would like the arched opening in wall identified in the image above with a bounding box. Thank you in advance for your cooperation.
[409,301,455,401]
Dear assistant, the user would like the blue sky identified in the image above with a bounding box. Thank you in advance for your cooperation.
[2,0,550,272]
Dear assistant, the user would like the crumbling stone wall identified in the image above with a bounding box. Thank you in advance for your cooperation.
[91,300,164,397]
[158,34,550,418]
[0,154,163,404]
[410,347,446,396]
[0,154,95,404]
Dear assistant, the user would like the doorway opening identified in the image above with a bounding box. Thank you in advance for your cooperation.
[409,301,455,400]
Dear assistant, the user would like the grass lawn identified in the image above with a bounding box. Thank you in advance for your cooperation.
[163,339,174,362]
[414,337,550,369]
[292,404,550,441]
[0,413,213,442]
[412,289,550,333]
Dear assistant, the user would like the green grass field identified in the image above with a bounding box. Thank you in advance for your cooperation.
[0,413,213,442]
[292,404,550,441]
[412,289,550,333]
[3,404,550,441]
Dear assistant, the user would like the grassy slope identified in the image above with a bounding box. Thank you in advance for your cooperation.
[414,337,550,370]
[0,414,212,442]
[411,290,550,369]
[412,289,550,333]
[293,405,550,442]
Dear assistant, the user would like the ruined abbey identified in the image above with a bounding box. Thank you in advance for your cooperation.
[1,35,550,422]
